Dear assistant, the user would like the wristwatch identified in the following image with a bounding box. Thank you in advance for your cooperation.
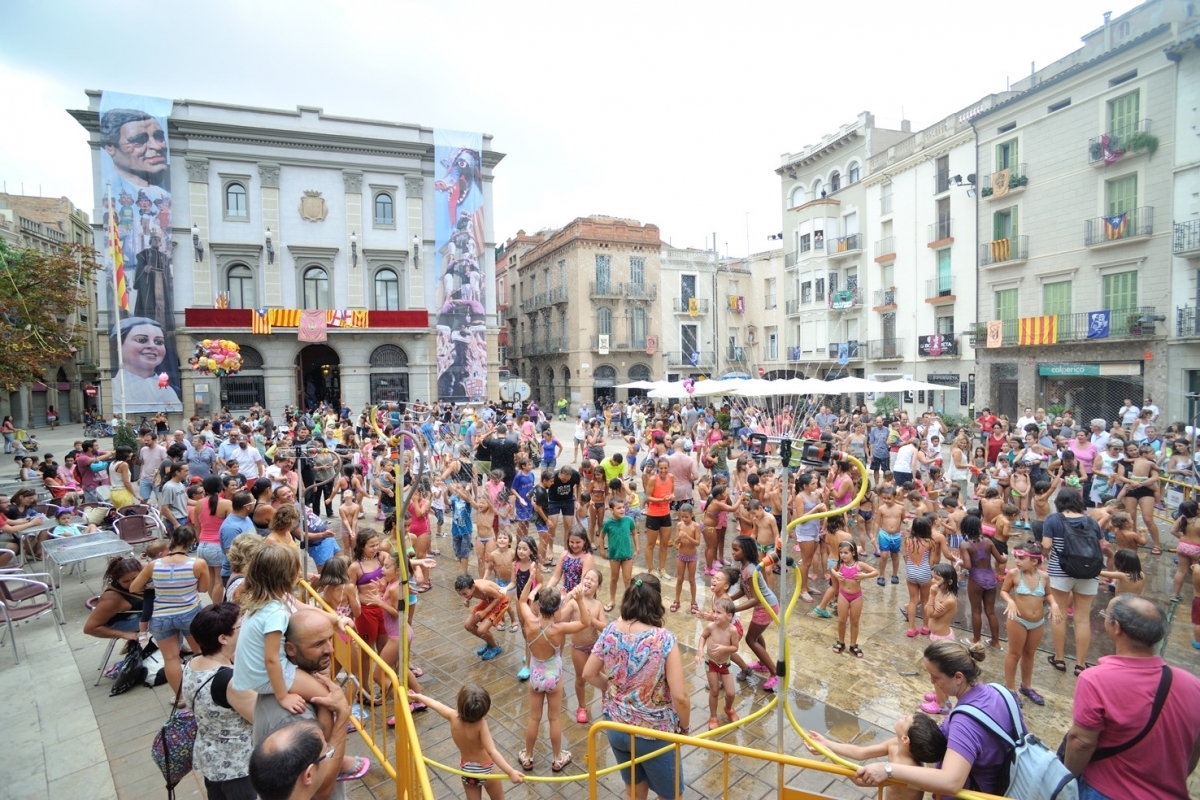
[883,762,893,779]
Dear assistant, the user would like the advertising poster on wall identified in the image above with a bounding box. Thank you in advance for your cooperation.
[100,91,182,414]
[433,129,487,403]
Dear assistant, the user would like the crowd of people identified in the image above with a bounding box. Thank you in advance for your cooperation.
[11,392,1199,800]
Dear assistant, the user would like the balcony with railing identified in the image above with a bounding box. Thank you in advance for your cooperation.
[764,294,777,310]
[928,219,953,246]
[880,194,893,215]
[589,281,624,299]
[866,338,904,360]
[726,345,748,362]
[1173,220,1200,256]
[1087,120,1154,166]
[925,276,956,304]
[528,336,568,356]
[786,345,801,362]
[1084,207,1153,247]
[826,340,862,360]
[969,307,1158,347]
[872,289,897,310]
[979,235,1029,267]
[785,250,799,268]
[828,286,861,310]
[672,297,710,315]
[934,171,952,194]
[827,233,862,261]
[519,293,544,314]
[785,298,802,316]
[626,283,657,300]
[1176,306,1200,338]
[591,335,646,352]
[547,286,569,305]
[666,350,715,367]
[874,236,896,262]
[980,164,1029,198]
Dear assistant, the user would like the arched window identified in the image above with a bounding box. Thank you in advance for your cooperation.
[227,264,255,309]
[369,345,409,404]
[303,266,329,309]
[225,182,248,218]
[596,307,612,335]
[374,268,400,311]
[790,186,806,207]
[829,171,841,192]
[812,179,824,198]
[374,192,394,226]
[847,161,861,184]
[221,345,265,409]
[628,364,652,382]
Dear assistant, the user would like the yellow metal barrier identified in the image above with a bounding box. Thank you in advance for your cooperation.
[1155,475,1192,527]
[299,580,434,800]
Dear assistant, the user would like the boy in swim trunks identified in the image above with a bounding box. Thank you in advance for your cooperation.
[876,486,904,585]
[694,597,741,730]
[408,684,524,798]
[454,574,509,661]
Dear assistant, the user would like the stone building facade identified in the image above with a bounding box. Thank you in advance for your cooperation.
[70,93,502,420]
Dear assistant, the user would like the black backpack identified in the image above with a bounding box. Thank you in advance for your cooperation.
[1058,516,1104,579]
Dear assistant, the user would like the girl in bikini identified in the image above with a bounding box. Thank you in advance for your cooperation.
[903,516,934,638]
[516,580,590,774]
[920,563,960,714]
[564,568,606,724]
[814,515,851,619]
[702,484,739,576]
[831,541,878,659]
[999,542,1059,706]
[512,536,540,682]
[1169,500,1200,603]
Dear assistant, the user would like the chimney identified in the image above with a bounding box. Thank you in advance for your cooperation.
[1103,11,1112,51]
[900,120,911,133]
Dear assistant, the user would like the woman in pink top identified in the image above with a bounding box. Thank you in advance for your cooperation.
[1067,429,1099,504]
[193,474,232,603]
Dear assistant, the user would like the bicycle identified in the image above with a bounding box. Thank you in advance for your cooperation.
[84,420,114,437]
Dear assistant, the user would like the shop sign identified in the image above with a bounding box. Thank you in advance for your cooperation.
[1039,363,1100,376]
[925,373,960,387]
[918,335,958,357]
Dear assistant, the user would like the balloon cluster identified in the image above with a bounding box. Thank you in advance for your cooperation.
[190,339,243,377]
[683,377,695,395]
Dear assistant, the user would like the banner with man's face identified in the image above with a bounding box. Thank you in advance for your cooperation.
[432,129,487,403]
[100,91,182,414]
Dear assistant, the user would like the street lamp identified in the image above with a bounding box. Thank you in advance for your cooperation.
[411,235,420,269]
[350,231,358,269]
[191,224,204,262]
[265,228,274,265]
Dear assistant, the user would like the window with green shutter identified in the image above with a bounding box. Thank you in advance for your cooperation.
[1107,91,1140,139]
[995,288,1018,319]
[993,207,1018,241]
[1105,175,1138,216]
[936,249,952,294]
[996,139,1018,170]
[1102,271,1138,311]
[1044,280,1073,338]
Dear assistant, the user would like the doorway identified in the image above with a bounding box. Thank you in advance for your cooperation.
[296,344,341,410]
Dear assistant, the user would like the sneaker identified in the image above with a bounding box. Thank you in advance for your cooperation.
[762,675,780,692]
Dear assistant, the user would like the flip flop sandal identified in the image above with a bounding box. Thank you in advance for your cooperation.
[669,601,680,612]
[337,756,371,782]
[690,603,700,614]
[832,641,846,654]
[1019,687,1045,706]
[509,623,520,633]
[849,644,864,658]
[1046,655,1067,671]
[603,603,615,612]
[518,750,534,771]
[409,667,424,678]
[1150,547,1162,555]
[551,750,572,772]
[1074,663,1092,676]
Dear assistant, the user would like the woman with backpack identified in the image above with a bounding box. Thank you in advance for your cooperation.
[1041,487,1108,676]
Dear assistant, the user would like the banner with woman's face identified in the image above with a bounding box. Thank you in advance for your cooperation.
[100,91,182,414]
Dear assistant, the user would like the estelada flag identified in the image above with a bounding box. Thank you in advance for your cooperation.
[1018,315,1058,345]
[252,308,271,335]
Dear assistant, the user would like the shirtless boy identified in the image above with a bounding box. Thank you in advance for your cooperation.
[408,685,523,799]
[875,486,905,585]
[694,597,742,730]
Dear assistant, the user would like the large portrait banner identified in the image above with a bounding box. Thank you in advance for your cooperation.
[433,130,487,403]
[100,91,182,414]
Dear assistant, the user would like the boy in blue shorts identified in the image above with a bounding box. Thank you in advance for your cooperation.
[449,483,474,575]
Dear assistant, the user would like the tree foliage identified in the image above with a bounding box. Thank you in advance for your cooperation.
[0,239,101,392]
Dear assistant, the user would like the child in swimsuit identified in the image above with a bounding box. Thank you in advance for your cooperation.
[672,503,701,614]
[693,565,752,679]
[1100,548,1145,596]
[921,563,960,714]
[902,516,934,638]
[999,542,1059,706]
[960,515,1005,649]
[1169,500,1200,603]
[564,568,606,724]
[805,713,948,800]
[548,525,593,593]
[814,515,851,619]
[512,536,539,682]
[695,597,742,730]
[516,580,591,774]
[831,541,878,659]
[408,684,524,797]
[485,531,520,632]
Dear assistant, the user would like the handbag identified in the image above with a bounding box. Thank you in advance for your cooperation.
[1056,665,1172,763]
[150,673,216,799]
[109,644,147,697]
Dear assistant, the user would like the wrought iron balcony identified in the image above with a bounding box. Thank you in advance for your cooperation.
[925,276,955,302]
[979,235,1029,267]
[1087,120,1153,166]
[547,286,569,305]
[589,281,624,299]
[726,345,748,362]
[1177,306,1200,338]
[873,289,897,309]
[1084,207,1153,247]
[826,341,862,360]
[980,164,1029,198]
[928,219,953,244]
[874,237,896,261]
[786,299,802,315]
[672,297,710,314]
[1173,220,1200,256]
[626,283,657,300]
[827,233,862,260]
[591,335,646,352]
[666,350,715,367]
[866,338,903,359]
[968,306,1157,347]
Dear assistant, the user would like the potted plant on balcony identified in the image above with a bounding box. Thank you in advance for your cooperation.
[1089,140,1105,161]
[967,323,988,347]
[1126,313,1143,336]
[1125,131,1158,157]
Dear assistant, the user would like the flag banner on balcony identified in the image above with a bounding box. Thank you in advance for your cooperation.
[737,296,745,314]
[598,334,610,355]
[990,238,1011,262]
[1087,310,1111,339]
[252,308,271,335]
[298,310,328,343]
[351,310,369,328]
[688,297,699,317]
[838,343,850,365]
[1101,134,1125,165]
[834,237,848,253]
[645,335,658,356]
[789,346,800,361]
[728,296,738,312]
[986,320,1004,348]
[991,168,1010,198]
[270,309,301,327]
[328,310,350,327]
[831,289,856,309]
[1102,212,1128,240]
[1018,315,1058,345]
[689,350,700,367]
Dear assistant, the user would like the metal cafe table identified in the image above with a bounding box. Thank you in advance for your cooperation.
[41,532,134,615]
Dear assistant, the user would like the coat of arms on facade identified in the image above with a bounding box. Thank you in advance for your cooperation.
[299,190,328,222]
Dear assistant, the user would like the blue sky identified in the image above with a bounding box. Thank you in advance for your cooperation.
[1,0,1139,256]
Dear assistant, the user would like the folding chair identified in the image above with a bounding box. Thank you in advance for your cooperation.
[78,502,115,529]
[114,515,158,547]
[0,574,62,664]
[85,595,140,685]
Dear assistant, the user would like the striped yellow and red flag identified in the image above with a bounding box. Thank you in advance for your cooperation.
[269,308,301,327]
[351,310,369,328]
[107,202,129,312]
[252,308,272,335]
[1017,315,1058,345]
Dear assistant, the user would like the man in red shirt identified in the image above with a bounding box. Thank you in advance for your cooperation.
[1064,595,1200,799]
[976,407,997,445]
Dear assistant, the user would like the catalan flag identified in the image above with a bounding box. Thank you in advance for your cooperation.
[350,310,369,328]
[990,238,1011,263]
[1017,315,1058,346]
[107,193,129,312]
[1102,212,1128,240]
[269,308,301,327]
[252,308,271,335]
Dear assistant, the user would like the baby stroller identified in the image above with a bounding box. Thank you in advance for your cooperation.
[13,429,38,453]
